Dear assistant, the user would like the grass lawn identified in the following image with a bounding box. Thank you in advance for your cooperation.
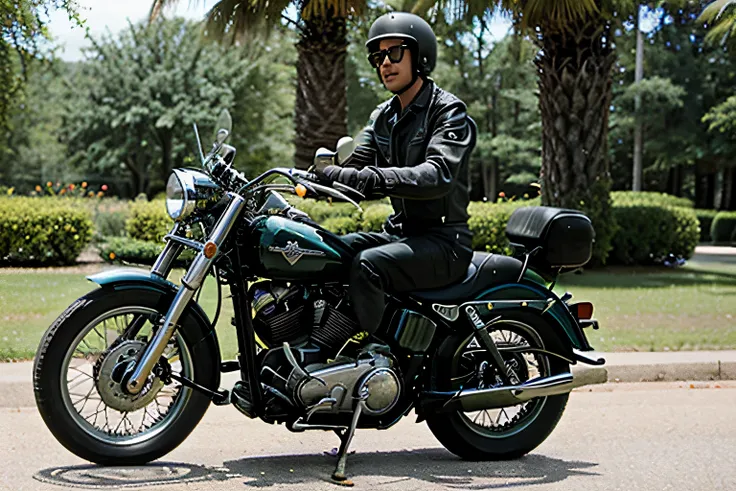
[1,259,734,361]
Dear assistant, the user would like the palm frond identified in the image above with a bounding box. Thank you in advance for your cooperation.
[698,0,736,45]
[300,0,365,20]
[202,0,291,45]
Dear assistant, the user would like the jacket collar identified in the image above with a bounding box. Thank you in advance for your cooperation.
[388,77,434,116]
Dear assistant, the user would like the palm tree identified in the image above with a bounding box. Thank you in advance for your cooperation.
[440,1,633,263]
[699,0,736,44]
[150,0,367,169]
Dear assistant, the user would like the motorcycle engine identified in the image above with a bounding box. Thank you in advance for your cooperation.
[249,282,402,420]
[250,282,358,353]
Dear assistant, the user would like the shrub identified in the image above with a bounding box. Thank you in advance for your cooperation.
[87,199,131,243]
[611,191,694,209]
[99,236,195,266]
[711,211,736,244]
[321,216,361,235]
[610,204,700,265]
[468,201,530,254]
[126,200,172,243]
[695,209,718,243]
[0,197,93,265]
[360,203,392,232]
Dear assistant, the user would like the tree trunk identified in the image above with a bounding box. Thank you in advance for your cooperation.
[706,172,716,209]
[721,167,736,211]
[536,19,617,264]
[667,165,683,197]
[632,4,644,192]
[293,13,348,169]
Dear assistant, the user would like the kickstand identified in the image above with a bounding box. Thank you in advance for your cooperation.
[331,396,367,486]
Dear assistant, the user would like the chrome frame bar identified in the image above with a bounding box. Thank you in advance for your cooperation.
[126,193,246,394]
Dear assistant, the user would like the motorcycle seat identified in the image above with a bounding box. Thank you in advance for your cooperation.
[410,252,523,303]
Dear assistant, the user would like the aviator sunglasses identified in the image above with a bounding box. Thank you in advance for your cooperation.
[368,44,409,68]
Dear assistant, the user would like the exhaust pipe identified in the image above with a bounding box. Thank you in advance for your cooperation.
[420,372,574,413]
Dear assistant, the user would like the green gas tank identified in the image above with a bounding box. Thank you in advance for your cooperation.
[246,215,350,281]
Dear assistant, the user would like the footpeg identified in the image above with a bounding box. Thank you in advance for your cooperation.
[230,381,256,418]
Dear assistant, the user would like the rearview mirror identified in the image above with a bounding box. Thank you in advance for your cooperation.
[214,109,232,144]
[335,136,354,165]
[313,147,336,172]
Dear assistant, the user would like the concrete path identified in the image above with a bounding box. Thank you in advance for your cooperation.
[1,382,734,491]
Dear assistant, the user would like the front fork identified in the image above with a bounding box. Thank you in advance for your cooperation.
[124,193,246,395]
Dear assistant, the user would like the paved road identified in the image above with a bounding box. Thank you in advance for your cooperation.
[1,382,734,491]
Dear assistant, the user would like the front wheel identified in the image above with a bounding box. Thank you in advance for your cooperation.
[33,287,218,465]
[426,310,570,460]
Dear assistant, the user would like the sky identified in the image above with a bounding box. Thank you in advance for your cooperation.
[48,0,215,61]
[48,2,513,62]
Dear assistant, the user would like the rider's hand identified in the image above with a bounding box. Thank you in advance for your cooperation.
[322,166,383,198]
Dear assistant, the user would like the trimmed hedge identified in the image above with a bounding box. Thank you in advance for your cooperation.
[611,191,694,208]
[610,204,700,265]
[99,236,196,266]
[126,200,171,243]
[117,192,702,267]
[0,197,93,265]
[711,211,736,244]
[695,209,718,243]
[468,201,530,255]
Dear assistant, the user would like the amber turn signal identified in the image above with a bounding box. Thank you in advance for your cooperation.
[203,241,218,259]
[295,184,307,198]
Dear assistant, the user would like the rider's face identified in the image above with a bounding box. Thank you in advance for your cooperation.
[377,38,412,92]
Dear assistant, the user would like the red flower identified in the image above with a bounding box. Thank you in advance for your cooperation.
[101,184,108,191]
[499,191,506,198]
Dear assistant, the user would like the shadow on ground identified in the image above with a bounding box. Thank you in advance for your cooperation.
[34,448,599,489]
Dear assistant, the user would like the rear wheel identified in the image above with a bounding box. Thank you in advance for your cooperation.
[426,310,570,460]
[33,287,218,465]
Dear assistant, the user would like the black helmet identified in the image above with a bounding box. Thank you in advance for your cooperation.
[365,12,437,76]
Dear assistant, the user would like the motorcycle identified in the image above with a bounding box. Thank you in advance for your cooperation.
[33,110,605,485]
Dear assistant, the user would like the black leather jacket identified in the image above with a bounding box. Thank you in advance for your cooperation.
[345,79,476,238]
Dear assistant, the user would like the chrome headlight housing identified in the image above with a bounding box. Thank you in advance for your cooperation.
[166,169,221,221]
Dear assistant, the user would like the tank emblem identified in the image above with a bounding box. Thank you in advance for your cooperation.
[268,240,325,265]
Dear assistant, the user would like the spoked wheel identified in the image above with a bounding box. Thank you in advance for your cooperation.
[426,310,570,460]
[34,287,218,465]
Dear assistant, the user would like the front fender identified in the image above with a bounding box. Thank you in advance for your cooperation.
[472,280,592,354]
[87,267,222,387]
[87,267,178,292]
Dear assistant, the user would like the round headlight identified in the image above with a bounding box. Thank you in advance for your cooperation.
[166,170,196,221]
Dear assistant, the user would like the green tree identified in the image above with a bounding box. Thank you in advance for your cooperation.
[0,1,84,150]
[439,1,639,263]
[150,0,371,170]
[699,0,736,209]
[432,17,540,201]
[62,17,292,198]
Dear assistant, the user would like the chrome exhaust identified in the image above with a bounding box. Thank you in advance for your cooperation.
[420,372,574,413]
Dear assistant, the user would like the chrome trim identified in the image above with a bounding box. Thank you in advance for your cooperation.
[572,348,606,366]
[151,223,182,278]
[431,303,459,321]
[442,372,574,412]
[126,193,245,394]
[164,234,204,252]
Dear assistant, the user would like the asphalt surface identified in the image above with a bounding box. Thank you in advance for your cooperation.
[1,382,734,491]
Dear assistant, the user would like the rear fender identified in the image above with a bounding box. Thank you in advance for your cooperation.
[432,279,591,359]
[473,281,591,354]
[87,268,222,387]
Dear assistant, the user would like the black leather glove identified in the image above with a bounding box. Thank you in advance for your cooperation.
[322,165,384,199]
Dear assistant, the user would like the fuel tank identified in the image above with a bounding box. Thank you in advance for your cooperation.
[246,215,351,281]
